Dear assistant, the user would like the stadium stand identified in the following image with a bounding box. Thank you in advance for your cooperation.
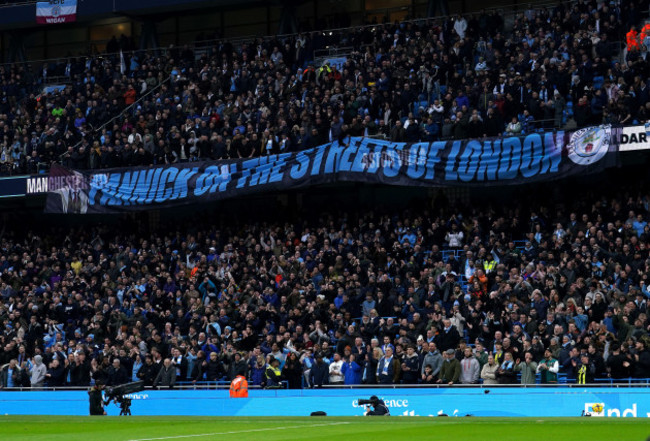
[0,0,649,391]
[1,175,650,389]
[0,0,640,176]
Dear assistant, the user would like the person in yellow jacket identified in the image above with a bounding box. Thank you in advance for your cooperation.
[264,357,282,388]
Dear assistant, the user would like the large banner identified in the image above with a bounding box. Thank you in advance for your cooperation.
[36,0,77,24]
[1,387,649,417]
[45,125,620,214]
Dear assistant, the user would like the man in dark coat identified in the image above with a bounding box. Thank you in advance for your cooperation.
[309,353,329,388]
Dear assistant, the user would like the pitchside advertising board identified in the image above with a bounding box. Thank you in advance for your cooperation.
[0,388,649,417]
[43,125,622,214]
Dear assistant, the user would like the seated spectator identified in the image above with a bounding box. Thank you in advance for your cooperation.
[505,116,522,135]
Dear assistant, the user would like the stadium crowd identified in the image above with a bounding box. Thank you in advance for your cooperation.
[0,0,648,175]
[1,184,650,390]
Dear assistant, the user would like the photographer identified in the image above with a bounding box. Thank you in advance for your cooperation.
[362,395,390,416]
[88,380,106,416]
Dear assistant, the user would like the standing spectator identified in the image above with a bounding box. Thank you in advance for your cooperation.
[137,354,157,386]
[171,348,188,383]
[0,359,21,388]
[400,346,420,384]
[363,348,382,384]
[341,354,362,385]
[633,340,650,379]
[30,355,46,389]
[106,359,128,386]
[537,349,559,384]
[328,352,344,385]
[437,319,461,352]
[421,343,443,382]
[459,347,480,384]
[131,354,143,383]
[205,352,223,381]
[45,359,65,387]
[497,352,517,384]
[480,354,499,385]
[376,347,400,384]
[154,358,176,388]
[281,352,302,389]
[515,352,538,384]
[438,349,461,385]
[249,355,266,387]
[606,344,632,380]
[70,352,91,386]
[309,353,329,388]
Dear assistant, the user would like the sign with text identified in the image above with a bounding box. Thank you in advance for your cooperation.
[36,0,77,24]
[45,126,620,214]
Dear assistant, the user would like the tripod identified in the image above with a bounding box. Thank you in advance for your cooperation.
[115,396,133,416]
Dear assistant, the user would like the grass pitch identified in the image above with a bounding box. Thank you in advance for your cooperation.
[0,416,648,441]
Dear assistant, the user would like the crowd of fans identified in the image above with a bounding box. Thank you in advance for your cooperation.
[0,181,650,390]
[0,0,648,175]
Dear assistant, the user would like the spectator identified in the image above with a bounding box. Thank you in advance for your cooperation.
[281,352,302,389]
[0,359,21,388]
[309,353,329,388]
[107,359,128,386]
[400,346,420,384]
[137,354,158,386]
[480,354,499,385]
[496,352,517,384]
[438,349,461,385]
[44,359,64,387]
[421,343,442,382]
[30,355,46,389]
[537,349,560,384]
[341,354,362,385]
[376,347,400,384]
[154,358,176,388]
[460,347,480,384]
[515,352,538,385]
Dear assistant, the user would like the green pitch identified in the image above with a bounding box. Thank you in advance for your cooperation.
[0,416,648,441]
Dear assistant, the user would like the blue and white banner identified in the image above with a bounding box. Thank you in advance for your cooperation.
[45,126,620,213]
[0,387,649,417]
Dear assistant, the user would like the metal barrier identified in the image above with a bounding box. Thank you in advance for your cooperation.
[1,379,648,392]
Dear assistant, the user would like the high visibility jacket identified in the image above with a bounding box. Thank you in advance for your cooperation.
[264,365,282,388]
[483,260,496,273]
[627,29,640,51]
[229,375,249,397]
[640,24,650,44]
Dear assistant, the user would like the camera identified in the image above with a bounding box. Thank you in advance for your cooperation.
[358,397,378,406]
[105,381,145,416]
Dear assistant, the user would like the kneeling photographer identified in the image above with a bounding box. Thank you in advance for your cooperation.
[359,395,390,416]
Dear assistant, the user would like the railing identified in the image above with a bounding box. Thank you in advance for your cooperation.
[1,379,648,392]
[64,74,171,154]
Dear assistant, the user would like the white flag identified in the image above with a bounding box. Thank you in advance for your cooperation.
[120,50,126,75]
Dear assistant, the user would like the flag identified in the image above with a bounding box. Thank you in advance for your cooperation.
[120,50,126,75]
[36,0,77,24]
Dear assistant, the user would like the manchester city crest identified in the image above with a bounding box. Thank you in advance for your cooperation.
[567,125,610,165]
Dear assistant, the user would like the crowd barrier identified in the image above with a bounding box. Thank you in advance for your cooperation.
[1,387,649,417]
